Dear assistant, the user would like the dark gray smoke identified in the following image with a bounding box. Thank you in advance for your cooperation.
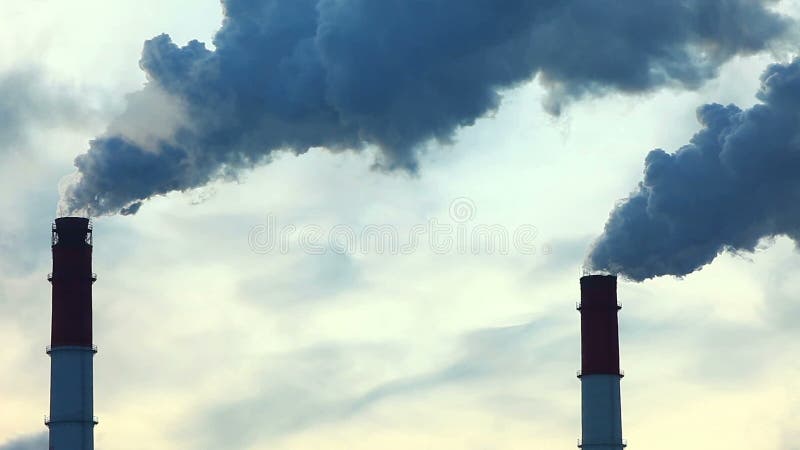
[60,0,791,216]
[588,57,800,281]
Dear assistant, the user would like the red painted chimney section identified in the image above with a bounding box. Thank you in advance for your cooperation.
[50,217,94,347]
[579,275,620,376]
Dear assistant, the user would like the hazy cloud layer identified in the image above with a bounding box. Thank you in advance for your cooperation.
[0,68,99,152]
[589,57,800,280]
[197,318,569,448]
[0,433,47,450]
[60,0,790,216]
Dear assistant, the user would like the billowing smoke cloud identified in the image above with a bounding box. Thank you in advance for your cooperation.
[589,57,800,281]
[60,0,791,216]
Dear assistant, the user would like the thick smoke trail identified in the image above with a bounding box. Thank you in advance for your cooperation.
[60,0,790,216]
[588,57,800,281]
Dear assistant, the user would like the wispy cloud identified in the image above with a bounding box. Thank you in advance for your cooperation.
[0,67,103,153]
[0,433,47,450]
[193,316,571,448]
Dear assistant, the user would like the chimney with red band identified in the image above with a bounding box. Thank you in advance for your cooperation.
[47,217,97,450]
[578,275,625,449]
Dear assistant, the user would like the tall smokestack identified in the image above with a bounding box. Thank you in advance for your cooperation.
[578,275,625,449]
[46,217,97,449]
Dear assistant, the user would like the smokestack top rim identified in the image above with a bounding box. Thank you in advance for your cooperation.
[54,216,90,227]
[52,217,92,247]
[579,274,617,305]
[580,274,617,282]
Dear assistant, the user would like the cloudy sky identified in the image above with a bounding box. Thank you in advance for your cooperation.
[2,1,800,449]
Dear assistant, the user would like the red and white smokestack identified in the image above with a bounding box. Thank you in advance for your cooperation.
[46,217,97,450]
[578,275,625,449]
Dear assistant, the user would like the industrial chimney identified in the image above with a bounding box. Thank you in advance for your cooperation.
[578,274,625,449]
[46,217,97,450]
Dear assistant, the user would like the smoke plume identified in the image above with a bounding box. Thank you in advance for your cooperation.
[588,57,800,281]
[60,0,791,216]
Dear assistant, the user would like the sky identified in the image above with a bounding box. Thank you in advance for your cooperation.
[1,1,800,449]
